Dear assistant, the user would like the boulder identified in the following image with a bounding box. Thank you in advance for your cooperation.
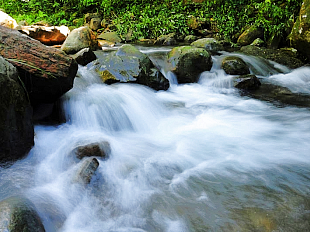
[0,56,34,166]
[155,33,176,45]
[233,74,261,90]
[184,35,198,43]
[0,196,45,232]
[73,158,99,185]
[61,26,99,54]
[289,0,310,60]
[73,142,111,160]
[97,32,121,43]
[0,25,78,105]
[18,25,70,46]
[0,11,18,29]
[70,48,96,66]
[90,44,169,90]
[167,46,212,83]
[191,38,224,53]
[240,45,304,69]
[222,56,250,75]
[237,26,264,46]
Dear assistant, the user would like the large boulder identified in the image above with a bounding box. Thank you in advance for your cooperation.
[90,44,169,90]
[222,56,250,75]
[237,26,264,46]
[0,11,18,29]
[167,46,212,83]
[61,26,99,54]
[0,196,45,232]
[0,56,34,166]
[240,45,304,69]
[19,25,70,45]
[0,25,78,105]
[191,38,224,53]
[289,0,310,60]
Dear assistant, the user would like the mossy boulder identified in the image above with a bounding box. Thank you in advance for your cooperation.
[237,26,264,46]
[240,45,304,69]
[167,46,212,83]
[222,56,250,75]
[61,26,99,54]
[90,44,169,90]
[191,38,224,53]
[155,33,176,45]
[289,0,310,60]
[0,196,45,232]
[0,56,34,166]
[233,74,261,90]
[97,32,121,43]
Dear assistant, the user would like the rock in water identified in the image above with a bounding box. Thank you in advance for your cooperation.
[74,158,100,185]
[233,74,261,90]
[222,56,250,75]
[0,196,45,232]
[0,25,78,105]
[289,0,310,60]
[0,56,34,166]
[73,141,111,160]
[191,38,224,53]
[167,46,212,83]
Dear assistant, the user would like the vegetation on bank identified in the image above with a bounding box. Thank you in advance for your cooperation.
[0,0,303,42]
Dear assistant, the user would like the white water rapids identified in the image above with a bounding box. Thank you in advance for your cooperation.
[1,47,310,231]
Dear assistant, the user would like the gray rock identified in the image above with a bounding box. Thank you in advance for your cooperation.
[191,38,224,53]
[222,56,250,75]
[74,158,100,184]
[0,56,34,166]
[184,35,198,43]
[97,32,121,43]
[70,48,97,66]
[0,196,45,232]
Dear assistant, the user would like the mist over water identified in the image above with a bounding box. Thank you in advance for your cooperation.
[1,48,310,231]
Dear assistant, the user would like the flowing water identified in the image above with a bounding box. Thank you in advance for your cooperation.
[1,47,310,232]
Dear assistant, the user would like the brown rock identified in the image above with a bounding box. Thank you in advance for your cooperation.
[0,25,78,105]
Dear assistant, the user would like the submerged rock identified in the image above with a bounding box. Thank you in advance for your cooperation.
[240,45,304,69]
[0,25,78,105]
[61,26,99,54]
[222,56,250,75]
[233,74,261,90]
[90,44,169,90]
[0,56,34,166]
[73,142,111,160]
[191,38,224,53]
[0,196,45,232]
[167,46,212,83]
[74,157,100,184]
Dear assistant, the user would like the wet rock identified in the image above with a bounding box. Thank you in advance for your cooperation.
[267,33,281,49]
[0,196,45,232]
[246,81,310,108]
[222,56,250,75]
[91,44,169,90]
[61,26,99,54]
[240,45,304,69]
[0,25,78,105]
[19,25,70,45]
[0,56,34,165]
[33,100,65,125]
[70,48,96,66]
[191,38,224,53]
[74,142,111,160]
[237,26,264,46]
[0,11,18,29]
[233,74,261,90]
[97,32,121,43]
[74,157,99,184]
[167,46,212,83]
[289,0,310,60]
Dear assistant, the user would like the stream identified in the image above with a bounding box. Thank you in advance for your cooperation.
[1,46,310,231]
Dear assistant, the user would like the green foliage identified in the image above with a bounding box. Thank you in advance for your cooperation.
[0,0,303,42]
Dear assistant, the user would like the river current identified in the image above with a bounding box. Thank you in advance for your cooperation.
[1,46,310,231]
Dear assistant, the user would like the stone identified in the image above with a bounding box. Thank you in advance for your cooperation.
[74,158,99,184]
[155,33,175,45]
[19,25,70,45]
[167,46,212,83]
[233,74,261,90]
[97,32,121,43]
[0,25,78,105]
[237,26,264,46]
[70,48,97,66]
[250,38,265,47]
[289,0,310,60]
[240,45,304,69]
[73,142,111,160]
[0,56,34,165]
[184,35,198,43]
[61,26,99,54]
[222,56,250,75]
[84,13,101,24]
[89,17,102,31]
[191,38,224,53]
[0,196,45,232]
[0,11,18,29]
